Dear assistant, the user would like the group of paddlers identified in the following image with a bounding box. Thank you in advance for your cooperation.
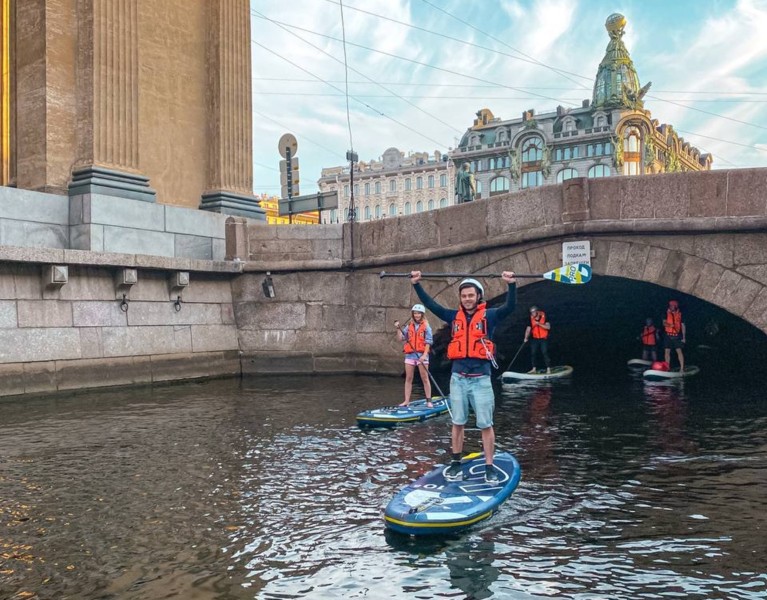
[638,299,687,371]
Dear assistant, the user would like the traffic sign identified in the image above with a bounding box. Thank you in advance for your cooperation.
[278,133,298,159]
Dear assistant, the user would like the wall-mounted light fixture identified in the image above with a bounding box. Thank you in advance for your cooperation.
[262,272,275,298]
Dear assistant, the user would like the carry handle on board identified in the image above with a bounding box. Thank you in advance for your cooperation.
[379,263,592,285]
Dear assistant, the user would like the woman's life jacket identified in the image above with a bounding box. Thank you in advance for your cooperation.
[446,304,495,360]
[530,311,549,339]
[664,310,683,337]
[403,321,428,354]
[641,325,657,346]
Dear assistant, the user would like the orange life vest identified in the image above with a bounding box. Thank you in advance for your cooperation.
[446,304,495,361]
[403,321,428,354]
[641,325,657,346]
[530,311,549,339]
[664,310,682,336]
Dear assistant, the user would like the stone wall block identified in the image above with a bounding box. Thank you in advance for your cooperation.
[297,272,348,304]
[72,301,128,327]
[0,301,17,327]
[713,272,762,316]
[656,250,686,289]
[0,220,69,249]
[733,233,767,267]
[233,301,306,330]
[725,169,767,217]
[688,171,728,217]
[0,363,25,396]
[588,178,622,220]
[605,241,631,277]
[17,300,73,327]
[736,265,767,287]
[178,279,233,303]
[0,329,82,363]
[303,303,323,331]
[151,351,240,382]
[691,262,725,303]
[55,357,151,391]
[675,256,707,294]
[231,273,300,302]
[127,273,168,301]
[126,302,221,327]
[190,324,239,352]
[743,287,767,329]
[241,353,314,375]
[642,246,671,282]
[101,325,193,357]
[220,303,235,325]
[438,201,489,247]
[693,235,734,268]
[103,226,175,257]
[621,243,650,281]
[79,327,105,359]
[354,306,388,333]
[237,328,298,352]
[174,234,213,260]
[89,195,166,231]
[320,305,355,332]
[0,266,15,299]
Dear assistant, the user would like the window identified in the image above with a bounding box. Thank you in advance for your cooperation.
[330,208,337,222]
[497,128,507,142]
[416,200,423,212]
[439,197,448,208]
[623,126,641,176]
[344,185,349,197]
[428,175,435,188]
[405,178,412,191]
[521,171,543,188]
[489,176,510,196]
[389,203,396,216]
[521,137,543,163]
[416,176,423,189]
[428,199,434,210]
[364,206,371,220]
[375,204,381,218]
[489,157,496,170]
[565,119,575,132]
[404,202,411,215]
[440,174,447,187]
[353,184,359,197]
[375,181,381,194]
[389,179,396,193]
[556,168,578,183]
[588,164,610,178]
[364,183,370,195]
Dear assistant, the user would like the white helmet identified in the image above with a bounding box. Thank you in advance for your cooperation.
[411,304,426,313]
[458,278,484,299]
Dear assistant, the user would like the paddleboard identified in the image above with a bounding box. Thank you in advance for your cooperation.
[501,365,573,383]
[642,365,700,381]
[356,397,449,428]
[627,358,653,369]
[384,451,521,536]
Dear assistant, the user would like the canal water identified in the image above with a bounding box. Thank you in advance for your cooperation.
[1,370,766,599]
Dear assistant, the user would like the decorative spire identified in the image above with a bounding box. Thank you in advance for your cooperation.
[592,14,651,110]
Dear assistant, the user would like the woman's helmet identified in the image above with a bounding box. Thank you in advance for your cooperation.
[458,278,484,299]
[411,304,426,313]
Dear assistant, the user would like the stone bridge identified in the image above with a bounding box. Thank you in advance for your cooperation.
[228,168,767,375]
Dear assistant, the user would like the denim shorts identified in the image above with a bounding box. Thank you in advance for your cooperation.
[449,373,494,429]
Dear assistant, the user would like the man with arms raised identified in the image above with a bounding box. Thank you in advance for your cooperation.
[410,270,517,484]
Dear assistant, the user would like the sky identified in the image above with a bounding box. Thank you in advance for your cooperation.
[250,0,767,197]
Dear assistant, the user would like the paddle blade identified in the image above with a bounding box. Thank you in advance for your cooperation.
[543,263,592,285]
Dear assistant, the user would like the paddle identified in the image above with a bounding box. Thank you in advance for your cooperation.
[424,369,454,421]
[500,340,527,374]
[379,263,592,285]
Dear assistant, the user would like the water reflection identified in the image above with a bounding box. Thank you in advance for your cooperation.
[0,374,766,599]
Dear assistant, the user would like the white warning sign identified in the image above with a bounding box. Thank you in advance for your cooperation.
[562,240,591,266]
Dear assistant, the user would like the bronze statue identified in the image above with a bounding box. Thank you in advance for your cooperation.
[455,162,476,203]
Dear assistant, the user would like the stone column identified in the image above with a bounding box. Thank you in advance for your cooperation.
[199,0,265,220]
[68,0,155,202]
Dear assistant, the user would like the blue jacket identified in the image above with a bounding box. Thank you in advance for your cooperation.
[414,282,517,376]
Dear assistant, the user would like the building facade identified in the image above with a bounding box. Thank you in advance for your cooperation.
[258,194,319,225]
[317,147,451,223]
[451,13,712,199]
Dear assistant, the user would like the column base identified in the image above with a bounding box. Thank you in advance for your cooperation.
[200,190,266,221]
[68,166,157,202]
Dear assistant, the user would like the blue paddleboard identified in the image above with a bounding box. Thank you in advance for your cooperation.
[384,451,521,536]
[356,397,449,428]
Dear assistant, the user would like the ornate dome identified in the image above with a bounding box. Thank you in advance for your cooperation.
[592,14,650,110]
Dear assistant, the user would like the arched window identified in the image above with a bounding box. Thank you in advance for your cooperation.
[622,126,641,176]
[374,181,381,194]
[428,199,434,210]
[565,119,575,132]
[364,206,371,220]
[416,176,423,189]
[428,175,435,188]
[439,197,448,208]
[375,204,381,218]
[440,174,447,187]
[521,137,544,189]
[389,179,396,193]
[521,138,543,163]
[556,168,578,183]
[405,178,412,191]
[364,183,370,195]
[489,176,510,196]
[588,164,610,178]
[404,202,411,215]
[389,203,397,216]
[416,200,423,212]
